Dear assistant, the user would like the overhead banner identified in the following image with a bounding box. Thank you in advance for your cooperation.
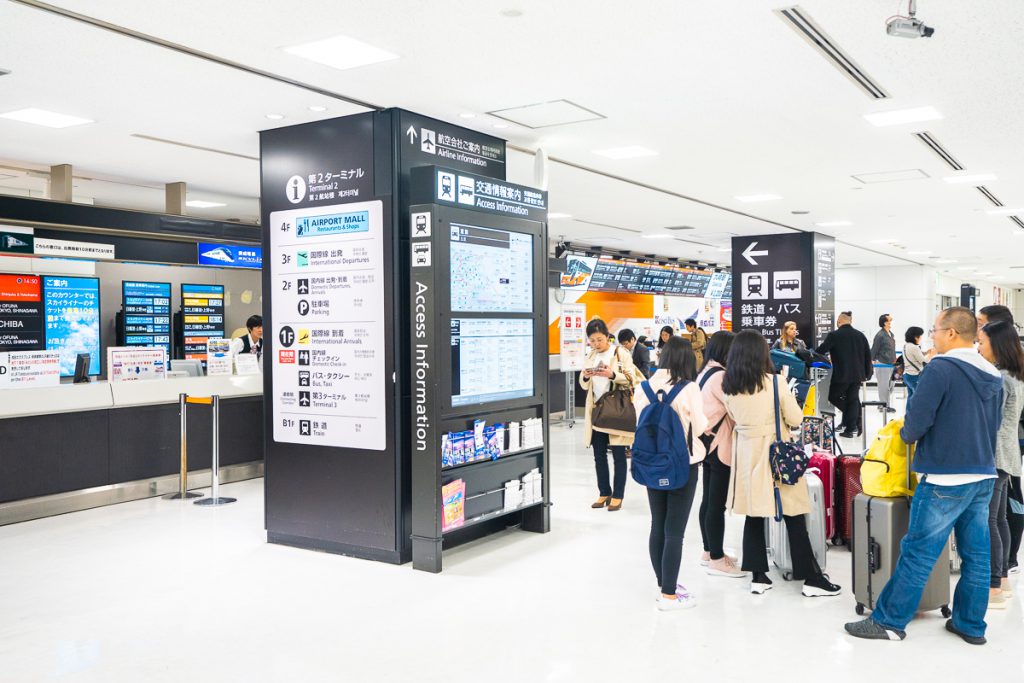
[559,303,587,371]
[731,232,833,347]
[0,227,33,255]
[560,255,732,298]
[34,237,115,260]
[0,350,60,388]
[270,199,386,450]
[0,273,44,352]
[197,243,263,269]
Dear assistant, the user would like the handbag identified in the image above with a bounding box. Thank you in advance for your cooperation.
[769,375,810,519]
[591,348,638,433]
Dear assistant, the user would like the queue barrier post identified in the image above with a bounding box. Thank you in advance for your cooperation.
[193,394,237,506]
[164,393,203,500]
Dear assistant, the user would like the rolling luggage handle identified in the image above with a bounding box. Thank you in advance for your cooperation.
[860,399,889,450]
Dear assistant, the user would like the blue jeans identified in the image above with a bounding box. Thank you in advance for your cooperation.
[904,373,919,398]
[871,478,994,638]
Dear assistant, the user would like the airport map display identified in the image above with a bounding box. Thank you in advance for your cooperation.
[450,318,534,406]
[450,223,533,313]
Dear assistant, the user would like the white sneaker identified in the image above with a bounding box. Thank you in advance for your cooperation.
[750,581,773,595]
[658,592,697,611]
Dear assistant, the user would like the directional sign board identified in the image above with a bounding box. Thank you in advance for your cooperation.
[731,232,834,347]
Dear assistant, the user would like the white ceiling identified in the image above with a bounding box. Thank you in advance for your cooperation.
[0,0,1021,281]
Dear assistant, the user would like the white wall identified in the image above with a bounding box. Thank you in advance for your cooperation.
[835,265,935,341]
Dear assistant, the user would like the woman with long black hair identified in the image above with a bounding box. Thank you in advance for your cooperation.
[722,330,841,597]
[977,319,1024,609]
[633,336,707,610]
[654,325,674,366]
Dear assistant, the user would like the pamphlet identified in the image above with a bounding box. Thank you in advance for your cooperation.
[106,347,166,383]
[206,338,232,376]
[441,479,466,531]
[235,353,260,375]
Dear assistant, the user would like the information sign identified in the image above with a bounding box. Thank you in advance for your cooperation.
[0,349,60,388]
[181,284,225,362]
[559,303,587,371]
[107,346,166,382]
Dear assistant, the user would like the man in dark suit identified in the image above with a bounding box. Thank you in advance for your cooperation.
[618,328,652,378]
[816,311,873,438]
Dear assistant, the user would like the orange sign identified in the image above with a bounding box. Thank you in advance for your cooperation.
[0,274,41,302]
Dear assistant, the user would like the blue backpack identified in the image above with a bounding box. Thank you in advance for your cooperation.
[631,381,692,490]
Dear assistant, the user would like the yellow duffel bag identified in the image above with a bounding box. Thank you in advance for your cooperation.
[861,418,918,498]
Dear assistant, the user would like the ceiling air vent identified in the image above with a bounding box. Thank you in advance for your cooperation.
[977,186,1003,207]
[914,132,963,171]
[775,6,889,99]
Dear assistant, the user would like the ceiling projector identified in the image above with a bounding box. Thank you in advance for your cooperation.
[887,1,935,38]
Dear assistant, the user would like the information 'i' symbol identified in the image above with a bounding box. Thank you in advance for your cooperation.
[286,175,307,204]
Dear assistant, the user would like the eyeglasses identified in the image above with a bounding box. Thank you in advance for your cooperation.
[929,327,951,335]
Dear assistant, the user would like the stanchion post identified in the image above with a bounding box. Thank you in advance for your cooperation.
[195,394,236,506]
[165,393,202,500]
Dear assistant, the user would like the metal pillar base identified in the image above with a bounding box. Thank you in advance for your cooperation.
[194,496,237,506]
[163,491,203,500]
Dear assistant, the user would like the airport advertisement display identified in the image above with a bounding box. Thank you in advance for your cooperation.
[0,273,44,352]
[122,280,171,361]
[269,200,387,450]
[197,242,263,269]
[43,276,101,376]
[181,284,225,361]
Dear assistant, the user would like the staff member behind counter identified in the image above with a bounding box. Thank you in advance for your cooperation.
[230,315,263,359]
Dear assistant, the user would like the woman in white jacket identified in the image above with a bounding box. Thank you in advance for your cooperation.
[633,336,708,611]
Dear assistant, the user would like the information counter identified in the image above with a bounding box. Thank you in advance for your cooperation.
[0,375,263,524]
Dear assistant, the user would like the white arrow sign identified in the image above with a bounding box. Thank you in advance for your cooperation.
[742,241,769,266]
[406,125,417,144]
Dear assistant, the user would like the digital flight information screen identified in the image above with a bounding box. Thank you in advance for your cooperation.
[450,318,534,407]
[449,223,533,313]
[123,280,172,362]
[181,283,225,361]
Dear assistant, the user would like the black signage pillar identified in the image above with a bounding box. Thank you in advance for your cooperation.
[960,283,978,312]
[731,232,835,348]
[259,109,506,564]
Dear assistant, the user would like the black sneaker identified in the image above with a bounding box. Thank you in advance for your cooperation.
[945,619,986,645]
[845,618,905,641]
[803,573,841,597]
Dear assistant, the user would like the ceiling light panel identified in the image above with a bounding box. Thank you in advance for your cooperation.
[489,99,605,129]
[863,106,943,127]
[0,107,93,128]
[593,146,658,160]
[283,35,399,71]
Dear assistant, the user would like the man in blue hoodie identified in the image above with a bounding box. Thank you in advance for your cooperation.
[845,307,1002,645]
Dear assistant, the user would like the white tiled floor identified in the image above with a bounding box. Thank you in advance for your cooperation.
[1,388,1020,681]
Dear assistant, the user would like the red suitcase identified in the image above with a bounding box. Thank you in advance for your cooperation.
[837,455,863,544]
[808,450,837,542]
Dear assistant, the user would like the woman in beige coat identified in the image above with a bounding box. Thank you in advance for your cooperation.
[579,319,638,511]
[722,330,841,598]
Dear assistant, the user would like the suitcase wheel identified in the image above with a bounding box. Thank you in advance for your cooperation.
[855,603,866,616]
[782,572,793,581]
[941,605,951,618]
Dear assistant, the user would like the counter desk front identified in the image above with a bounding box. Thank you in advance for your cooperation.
[0,375,264,524]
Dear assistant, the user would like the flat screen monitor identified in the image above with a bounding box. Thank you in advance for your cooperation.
[122,280,172,363]
[0,273,44,352]
[73,353,91,383]
[450,318,534,407]
[170,359,204,377]
[180,283,225,362]
[43,275,101,376]
[449,223,533,313]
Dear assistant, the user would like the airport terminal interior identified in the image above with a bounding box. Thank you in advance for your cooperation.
[1,1,1023,680]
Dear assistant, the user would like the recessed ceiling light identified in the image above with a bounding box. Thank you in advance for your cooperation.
[0,107,93,129]
[908,250,932,255]
[459,113,476,119]
[593,146,659,160]
[642,234,673,240]
[986,207,1024,215]
[943,173,997,184]
[265,113,285,120]
[863,106,943,127]
[500,8,524,18]
[935,259,958,264]
[308,105,328,112]
[186,200,227,208]
[791,210,810,215]
[283,35,399,71]
[492,123,509,129]
[815,221,853,227]
[734,193,782,203]
[547,212,572,219]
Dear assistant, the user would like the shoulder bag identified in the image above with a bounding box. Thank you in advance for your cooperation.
[769,374,810,520]
[591,347,638,433]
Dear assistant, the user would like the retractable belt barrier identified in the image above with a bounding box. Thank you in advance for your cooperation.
[165,393,237,506]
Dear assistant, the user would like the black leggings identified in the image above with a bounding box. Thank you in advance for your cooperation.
[699,451,731,559]
[742,513,821,581]
[648,464,700,595]
[1008,476,1024,566]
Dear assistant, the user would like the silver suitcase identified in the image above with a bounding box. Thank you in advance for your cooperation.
[766,470,827,580]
